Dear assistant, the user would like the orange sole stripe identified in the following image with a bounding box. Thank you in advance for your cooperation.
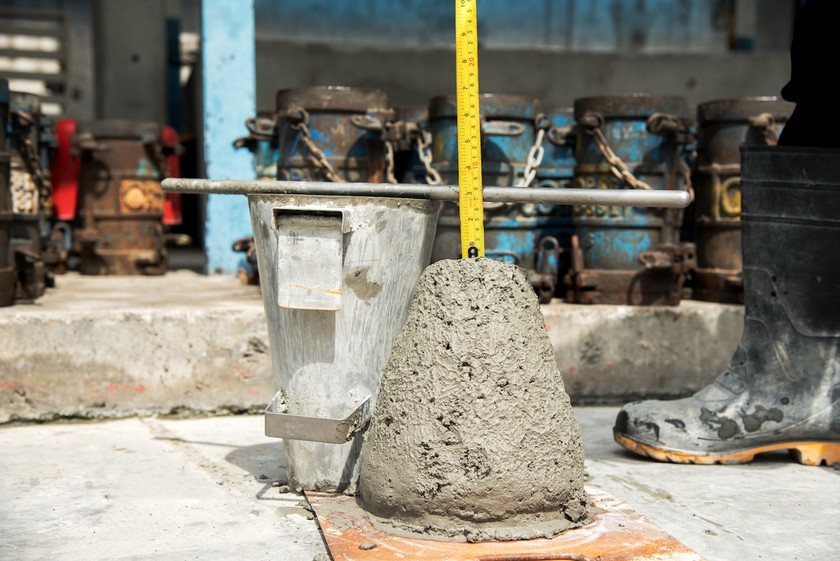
[614,432,840,466]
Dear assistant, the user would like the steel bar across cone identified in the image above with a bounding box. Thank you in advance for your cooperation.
[161,178,691,208]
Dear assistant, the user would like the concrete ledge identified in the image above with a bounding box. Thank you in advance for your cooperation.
[544,300,743,404]
[0,272,743,423]
[0,272,276,423]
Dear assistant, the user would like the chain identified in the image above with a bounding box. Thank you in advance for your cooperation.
[679,157,695,202]
[384,140,397,184]
[748,112,779,146]
[416,129,442,185]
[288,107,344,183]
[516,127,546,187]
[10,109,51,215]
[588,123,654,190]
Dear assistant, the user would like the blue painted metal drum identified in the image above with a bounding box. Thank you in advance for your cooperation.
[566,94,694,305]
[275,86,393,183]
[691,97,792,303]
[428,93,563,302]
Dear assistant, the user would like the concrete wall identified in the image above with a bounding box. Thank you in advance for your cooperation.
[253,0,794,113]
[255,43,791,114]
[255,0,729,52]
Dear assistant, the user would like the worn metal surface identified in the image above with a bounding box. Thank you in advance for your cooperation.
[73,119,168,275]
[690,97,792,303]
[428,94,567,296]
[248,193,439,490]
[566,94,693,305]
[264,394,371,444]
[306,486,704,561]
[162,178,692,207]
[275,86,391,183]
[234,110,279,181]
[0,79,14,307]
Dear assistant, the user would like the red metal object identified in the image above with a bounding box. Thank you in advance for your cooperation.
[305,486,705,561]
[51,118,80,221]
[161,125,182,226]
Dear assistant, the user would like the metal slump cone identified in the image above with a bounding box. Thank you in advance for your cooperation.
[359,258,589,542]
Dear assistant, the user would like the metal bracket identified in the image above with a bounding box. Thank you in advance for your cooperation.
[265,395,372,444]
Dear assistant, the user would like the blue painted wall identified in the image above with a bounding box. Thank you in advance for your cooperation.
[202,0,256,275]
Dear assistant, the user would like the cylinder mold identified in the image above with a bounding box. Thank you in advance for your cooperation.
[275,86,392,183]
[566,94,694,305]
[428,94,566,302]
[73,119,169,275]
[691,97,793,303]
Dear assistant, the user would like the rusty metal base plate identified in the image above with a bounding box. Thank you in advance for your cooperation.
[306,485,705,561]
[690,268,744,305]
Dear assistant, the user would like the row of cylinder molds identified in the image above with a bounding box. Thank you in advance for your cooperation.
[233,86,790,306]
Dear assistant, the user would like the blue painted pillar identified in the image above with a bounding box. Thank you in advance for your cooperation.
[201,0,255,274]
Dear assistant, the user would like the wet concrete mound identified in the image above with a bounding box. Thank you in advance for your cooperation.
[359,258,588,542]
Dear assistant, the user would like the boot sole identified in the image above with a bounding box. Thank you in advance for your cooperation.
[614,432,840,466]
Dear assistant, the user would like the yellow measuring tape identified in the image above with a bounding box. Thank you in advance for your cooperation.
[455,0,484,258]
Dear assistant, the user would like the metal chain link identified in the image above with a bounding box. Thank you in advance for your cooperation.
[516,127,546,187]
[288,108,344,183]
[416,129,442,185]
[384,140,398,184]
[589,124,654,190]
[748,112,779,146]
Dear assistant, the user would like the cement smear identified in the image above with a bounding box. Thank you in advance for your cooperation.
[359,258,588,542]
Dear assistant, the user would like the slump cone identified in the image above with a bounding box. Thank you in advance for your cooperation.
[359,258,588,542]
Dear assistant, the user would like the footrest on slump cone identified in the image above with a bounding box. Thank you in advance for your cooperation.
[306,485,705,561]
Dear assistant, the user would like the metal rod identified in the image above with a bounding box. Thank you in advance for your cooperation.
[162,178,692,208]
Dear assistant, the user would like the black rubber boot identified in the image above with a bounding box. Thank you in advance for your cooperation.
[614,147,840,465]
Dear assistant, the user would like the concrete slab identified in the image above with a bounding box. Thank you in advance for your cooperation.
[0,272,276,424]
[1,409,836,561]
[1,273,743,423]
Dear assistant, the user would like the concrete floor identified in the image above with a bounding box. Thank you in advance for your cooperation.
[1,408,837,561]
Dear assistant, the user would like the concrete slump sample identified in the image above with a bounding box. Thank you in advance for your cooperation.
[359,258,589,542]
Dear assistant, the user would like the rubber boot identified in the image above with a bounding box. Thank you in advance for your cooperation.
[614,146,840,465]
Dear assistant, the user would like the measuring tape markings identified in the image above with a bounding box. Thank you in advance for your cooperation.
[455,0,485,259]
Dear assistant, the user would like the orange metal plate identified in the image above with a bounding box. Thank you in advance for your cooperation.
[306,485,705,561]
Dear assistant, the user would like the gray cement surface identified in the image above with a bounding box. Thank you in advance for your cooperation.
[2,409,837,561]
[0,273,743,423]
